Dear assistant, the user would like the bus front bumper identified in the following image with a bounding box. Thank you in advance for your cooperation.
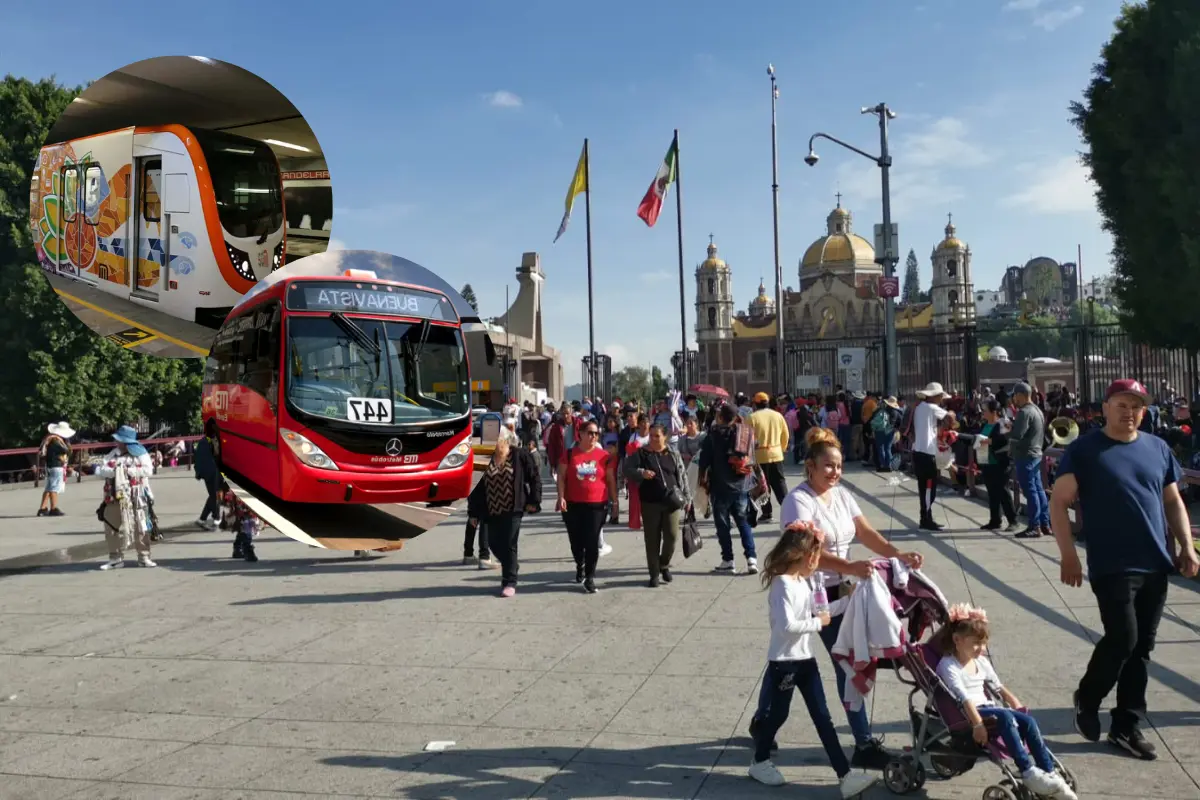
[282,460,473,505]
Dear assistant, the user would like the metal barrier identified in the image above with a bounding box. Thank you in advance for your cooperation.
[0,436,202,489]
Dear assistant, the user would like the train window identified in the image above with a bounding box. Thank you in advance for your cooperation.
[143,167,162,222]
[62,166,79,221]
[83,165,103,225]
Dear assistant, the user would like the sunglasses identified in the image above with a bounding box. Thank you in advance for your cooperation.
[582,429,599,435]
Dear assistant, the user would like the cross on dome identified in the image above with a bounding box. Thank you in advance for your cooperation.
[835,192,842,208]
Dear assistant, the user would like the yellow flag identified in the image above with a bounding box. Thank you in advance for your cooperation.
[553,142,588,243]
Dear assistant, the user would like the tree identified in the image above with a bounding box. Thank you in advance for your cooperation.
[650,366,669,403]
[1070,0,1200,350]
[612,366,650,406]
[902,248,921,303]
[0,75,203,448]
[459,283,478,313]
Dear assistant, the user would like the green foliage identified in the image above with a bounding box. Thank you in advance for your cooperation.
[0,74,202,448]
[902,248,920,303]
[650,365,669,402]
[612,366,650,407]
[459,283,478,313]
[1070,0,1200,350]
[976,302,1121,361]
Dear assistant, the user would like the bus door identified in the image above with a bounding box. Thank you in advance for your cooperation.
[131,156,162,301]
[55,163,102,283]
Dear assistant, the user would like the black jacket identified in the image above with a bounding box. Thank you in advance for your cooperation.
[469,447,543,520]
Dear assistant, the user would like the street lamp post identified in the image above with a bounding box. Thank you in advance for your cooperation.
[805,103,900,398]
[768,64,785,397]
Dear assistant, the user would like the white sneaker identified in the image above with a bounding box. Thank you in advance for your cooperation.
[1021,767,1063,797]
[839,770,879,798]
[748,759,785,786]
[195,518,209,529]
[1052,774,1078,800]
[478,557,498,569]
[598,543,613,557]
[746,557,759,574]
[99,559,123,570]
[714,560,735,572]
[137,557,157,568]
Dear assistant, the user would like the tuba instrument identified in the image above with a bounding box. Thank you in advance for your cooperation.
[1049,416,1079,447]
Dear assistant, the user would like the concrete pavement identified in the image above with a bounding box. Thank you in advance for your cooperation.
[1,462,1197,799]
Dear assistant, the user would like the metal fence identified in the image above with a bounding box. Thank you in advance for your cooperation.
[783,322,1198,403]
[581,354,613,401]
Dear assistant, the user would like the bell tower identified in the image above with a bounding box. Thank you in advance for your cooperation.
[930,214,976,328]
[695,236,734,343]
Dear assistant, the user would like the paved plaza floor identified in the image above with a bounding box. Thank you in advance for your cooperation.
[1,463,1198,799]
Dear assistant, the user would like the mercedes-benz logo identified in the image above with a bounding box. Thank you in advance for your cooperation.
[385,438,403,456]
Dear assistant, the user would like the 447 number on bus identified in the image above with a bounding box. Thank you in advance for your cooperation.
[347,398,393,424]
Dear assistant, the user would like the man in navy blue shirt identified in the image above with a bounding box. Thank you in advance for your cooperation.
[1050,379,1198,761]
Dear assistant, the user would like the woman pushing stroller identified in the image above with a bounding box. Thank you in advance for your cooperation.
[933,603,1077,799]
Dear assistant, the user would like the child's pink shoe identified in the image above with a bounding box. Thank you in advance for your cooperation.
[500,586,516,598]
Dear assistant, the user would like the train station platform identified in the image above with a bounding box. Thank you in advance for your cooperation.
[0,463,1196,799]
[47,272,214,358]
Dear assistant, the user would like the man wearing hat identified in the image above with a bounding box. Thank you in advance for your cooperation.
[37,422,75,517]
[1051,379,1197,760]
[95,425,157,569]
[911,383,952,530]
[1009,381,1049,538]
[748,391,789,522]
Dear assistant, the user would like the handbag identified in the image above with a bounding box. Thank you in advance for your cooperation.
[650,451,685,512]
[681,507,703,558]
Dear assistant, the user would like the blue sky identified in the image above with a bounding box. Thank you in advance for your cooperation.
[6,0,1125,386]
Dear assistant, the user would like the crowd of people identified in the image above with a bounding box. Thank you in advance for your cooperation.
[24,372,1198,797]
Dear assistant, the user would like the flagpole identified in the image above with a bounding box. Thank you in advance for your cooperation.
[673,129,688,394]
[583,138,597,399]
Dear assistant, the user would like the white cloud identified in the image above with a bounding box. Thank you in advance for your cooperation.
[1003,0,1043,10]
[639,270,672,285]
[1034,5,1083,30]
[483,90,523,109]
[831,116,989,217]
[1000,155,1097,214]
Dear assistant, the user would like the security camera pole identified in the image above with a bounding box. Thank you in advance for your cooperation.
[805,102,899,398]
[768,64,785,396]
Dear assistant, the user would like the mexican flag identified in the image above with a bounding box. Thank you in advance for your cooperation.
[636,135,678,227]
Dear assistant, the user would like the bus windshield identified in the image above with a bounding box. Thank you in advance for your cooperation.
[193,129,284,241]
[285,315,469,424]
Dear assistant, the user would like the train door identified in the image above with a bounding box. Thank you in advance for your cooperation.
[53,161,103,283]
[131,156,162,301]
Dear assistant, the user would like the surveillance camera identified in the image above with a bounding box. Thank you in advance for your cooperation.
[767,63,775,76]
[804,152,819,167]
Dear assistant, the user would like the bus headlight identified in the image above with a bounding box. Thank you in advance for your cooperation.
[281,428,340,470]
[437,441,472,470]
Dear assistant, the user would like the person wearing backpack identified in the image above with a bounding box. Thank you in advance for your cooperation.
[697,404,759,574]
[869,396,902,472]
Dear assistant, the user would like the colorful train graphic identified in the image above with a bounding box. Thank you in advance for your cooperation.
[30,125,286,329]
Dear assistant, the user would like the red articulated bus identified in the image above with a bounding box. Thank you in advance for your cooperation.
[201,251,488,506]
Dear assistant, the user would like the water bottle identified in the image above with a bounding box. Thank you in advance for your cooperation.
[811,577,829,617]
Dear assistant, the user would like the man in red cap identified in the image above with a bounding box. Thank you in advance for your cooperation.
[1050,378,1198,760]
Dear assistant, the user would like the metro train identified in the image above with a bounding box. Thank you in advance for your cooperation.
[30,125,286,328]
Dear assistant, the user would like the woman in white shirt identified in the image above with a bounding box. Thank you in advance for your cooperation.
[749,426,924,771]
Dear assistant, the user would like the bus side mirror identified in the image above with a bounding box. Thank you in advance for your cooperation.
[484,334,496,366]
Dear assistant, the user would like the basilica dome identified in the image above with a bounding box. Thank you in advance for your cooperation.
[697,238,728,273]
[800,200,877,273]
[748,279,775,318]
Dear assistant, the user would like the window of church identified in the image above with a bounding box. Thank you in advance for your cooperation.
[750,350,769,383]
[708,307,716,328]
[708,278,715,295]
[947,260,957,278]
[835,223,844,233]
[948,289,959,306]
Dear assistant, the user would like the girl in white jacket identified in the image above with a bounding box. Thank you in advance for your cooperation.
[749,522,879,799]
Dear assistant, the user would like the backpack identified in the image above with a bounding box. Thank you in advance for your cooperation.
[727,423,755,476]
[870,407,890,434]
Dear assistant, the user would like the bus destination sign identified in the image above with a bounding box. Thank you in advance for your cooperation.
[288,282,454,320]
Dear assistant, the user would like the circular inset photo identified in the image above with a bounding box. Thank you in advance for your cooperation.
[200,250,492,551]
[28,55,334,359]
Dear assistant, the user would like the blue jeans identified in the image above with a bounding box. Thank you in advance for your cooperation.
[977,706,1055,774]
[874,433,893,470]
[1014,457,1049,527]
[755,602,873,747]
[754,659,850,777]
[711,490,756,562]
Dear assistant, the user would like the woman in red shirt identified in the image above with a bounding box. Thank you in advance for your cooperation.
[557,420,617,593]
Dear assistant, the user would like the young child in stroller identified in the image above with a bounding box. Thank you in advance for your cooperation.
[931,604,1077,799]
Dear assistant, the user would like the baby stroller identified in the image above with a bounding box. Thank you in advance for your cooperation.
[868,562,1078,799]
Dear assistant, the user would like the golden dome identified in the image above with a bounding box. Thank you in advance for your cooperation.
[801,233,876,269]
[938,237,964,251]
[697,239,727,272]
[830,206,850,218]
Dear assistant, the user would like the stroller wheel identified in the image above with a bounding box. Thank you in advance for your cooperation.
[883,757,922,794]
[982,786,1017,800]
[930,755,961,779]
